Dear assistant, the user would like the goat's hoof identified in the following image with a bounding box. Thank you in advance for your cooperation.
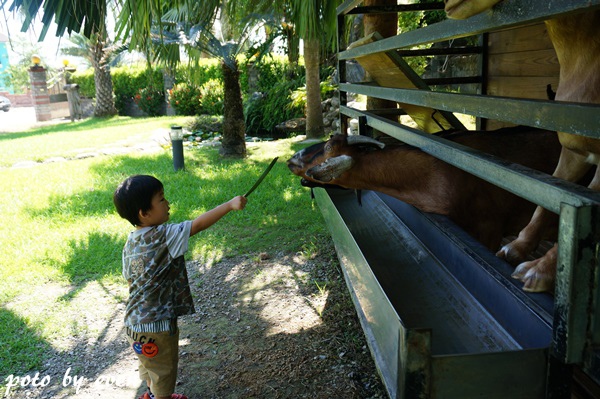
[496,243,527,265]
[511,261,555,293]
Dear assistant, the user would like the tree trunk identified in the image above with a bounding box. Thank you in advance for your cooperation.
[91,31,117,117]
[285,25,300,66]
[303,36,324,139]
[220,59,246,157]
[364,0,397,133]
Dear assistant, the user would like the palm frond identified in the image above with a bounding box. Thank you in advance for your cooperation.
[5,0,107,40]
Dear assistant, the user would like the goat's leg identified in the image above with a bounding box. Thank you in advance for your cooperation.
[508,149,599,292]
[497,147,591,265]
[496,207,557,264]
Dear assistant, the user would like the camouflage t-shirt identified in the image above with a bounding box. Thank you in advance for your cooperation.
[122,221,196,329]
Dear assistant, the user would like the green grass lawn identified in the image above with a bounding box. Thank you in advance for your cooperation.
[0,116,330,378]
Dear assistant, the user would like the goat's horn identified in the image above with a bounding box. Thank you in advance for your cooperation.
[306,155,354,182]
[347,135,385,149]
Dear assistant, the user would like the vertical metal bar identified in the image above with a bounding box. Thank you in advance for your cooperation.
[593,242,600,346]
[552,204,597,362]
[585,209,600,384]
[358,115,371,137]
[550,206,597,398]
[477,32,488,131]
[337,13,349,136]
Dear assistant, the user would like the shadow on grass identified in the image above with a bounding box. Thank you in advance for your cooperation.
[0,308,56,377]
[56,231,125,301]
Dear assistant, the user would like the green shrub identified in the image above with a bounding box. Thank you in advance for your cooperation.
[169,83,202,115]
[253,57,302,93]
[199,79,224,115]
[244,77,305,137]
[244,93,270,136]
[176,60,222,88]
[320,79,337,99]
[134,86,164,116]
[186,114,223,133]
[242,59,313,137]
[72,65,164,115]
[112,67,148,114]
[113,66,163,115]
[289,80,337,110]
[70,69,95,98]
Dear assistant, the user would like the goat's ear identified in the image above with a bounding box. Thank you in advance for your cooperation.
[306,155,354,182]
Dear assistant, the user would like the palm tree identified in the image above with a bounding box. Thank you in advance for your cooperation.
[289,0,340,139]
[147,7,273,157]
[113,0,251,156]
[140,5,282,156]
[61,34,93,68]
[90,27,117,116]
[62,32,120,117]
[89,21,118,116]
[4,0,251,155]
[225,0,341,139]
[156,19,262,157]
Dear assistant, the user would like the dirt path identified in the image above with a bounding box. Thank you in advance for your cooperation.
[12,247,386,399]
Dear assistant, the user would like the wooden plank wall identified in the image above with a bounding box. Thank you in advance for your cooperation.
[485,22,559,130]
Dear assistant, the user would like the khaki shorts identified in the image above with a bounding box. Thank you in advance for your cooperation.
[126,327,180,397]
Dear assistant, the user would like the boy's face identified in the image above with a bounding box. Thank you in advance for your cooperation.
[139,189,170,227]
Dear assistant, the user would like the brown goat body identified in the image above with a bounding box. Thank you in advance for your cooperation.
[287,127,562,250]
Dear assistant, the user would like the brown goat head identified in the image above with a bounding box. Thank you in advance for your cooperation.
[287,134,385,184]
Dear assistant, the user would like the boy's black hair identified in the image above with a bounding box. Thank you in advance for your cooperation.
[114,175,164,226]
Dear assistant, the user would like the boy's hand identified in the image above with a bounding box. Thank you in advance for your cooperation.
[230,195,247,211]
[190,195,248,236]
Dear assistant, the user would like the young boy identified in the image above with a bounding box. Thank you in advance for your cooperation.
[113,175,247,399]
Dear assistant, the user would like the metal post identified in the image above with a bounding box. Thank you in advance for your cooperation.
[170,125,185,171]
[547,204,598,398]
[553,204,596,363]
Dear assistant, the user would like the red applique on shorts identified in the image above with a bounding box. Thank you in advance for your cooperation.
[141,342,159,358]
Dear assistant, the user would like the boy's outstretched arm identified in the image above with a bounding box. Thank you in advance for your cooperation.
[190,195,247,236]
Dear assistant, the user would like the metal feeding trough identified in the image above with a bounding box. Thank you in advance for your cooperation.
[315,188,554,398]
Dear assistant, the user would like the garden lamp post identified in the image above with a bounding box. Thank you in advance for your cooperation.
[170,125,185,171]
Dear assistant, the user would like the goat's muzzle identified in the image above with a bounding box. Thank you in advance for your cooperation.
[286,156,304,175]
